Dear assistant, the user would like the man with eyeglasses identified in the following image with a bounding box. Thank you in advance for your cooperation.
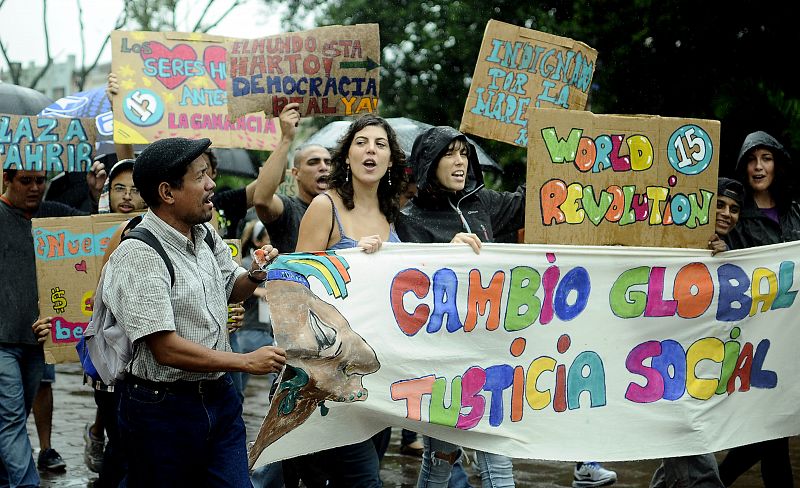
[0,168,86,487]
[97,158,147,215]
[78,157,149,486]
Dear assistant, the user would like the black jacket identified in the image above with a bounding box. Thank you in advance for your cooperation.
[395,126,525,243]
[727,131,800,249]
[727,199,800,249]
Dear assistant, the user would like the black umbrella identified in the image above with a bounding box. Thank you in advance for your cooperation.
[212,148,257,178]
[0,82,54,115]
[303,117,503,173]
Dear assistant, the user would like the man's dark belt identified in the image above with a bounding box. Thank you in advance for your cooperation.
[125,374,228,395]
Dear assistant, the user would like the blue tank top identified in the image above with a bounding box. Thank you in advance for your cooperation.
[323,193,400,250]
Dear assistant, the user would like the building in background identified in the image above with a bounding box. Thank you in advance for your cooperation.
[0,55,110,97]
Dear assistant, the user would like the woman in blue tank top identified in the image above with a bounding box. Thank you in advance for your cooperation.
[296,113,406,253]
[294,113,407,488]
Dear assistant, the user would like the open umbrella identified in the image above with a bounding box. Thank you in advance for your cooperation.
[40,87,256,178]
[39,86,113,140]
[212,148,258,178]
[303,117,503,173]
[0,82,54,115]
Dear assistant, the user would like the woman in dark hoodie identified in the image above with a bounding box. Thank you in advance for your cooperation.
[718,131,797,487]
[396,126,525,252]
[726,130,800,249]
[396,126,524,487]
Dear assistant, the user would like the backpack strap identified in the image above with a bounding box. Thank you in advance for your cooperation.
[120,223,217,288]
[122,227,176,287]
[202,224,216,252]
[122,214,144,235]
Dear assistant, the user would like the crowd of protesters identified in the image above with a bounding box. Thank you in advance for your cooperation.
[1,70,798,488]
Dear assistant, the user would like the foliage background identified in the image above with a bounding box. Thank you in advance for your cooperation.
[266,0,798,190]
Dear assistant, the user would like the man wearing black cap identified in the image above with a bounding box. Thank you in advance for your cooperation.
[649,177,745,488]
[103,136,286,486]
[708,177,744,254]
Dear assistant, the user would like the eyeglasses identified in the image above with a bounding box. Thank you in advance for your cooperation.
[112,184,140,197]
[17,176,47,186]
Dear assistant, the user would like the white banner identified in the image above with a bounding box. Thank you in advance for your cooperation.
[250,242,800,467]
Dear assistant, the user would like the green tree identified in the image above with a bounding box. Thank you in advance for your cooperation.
[267,0,798,187]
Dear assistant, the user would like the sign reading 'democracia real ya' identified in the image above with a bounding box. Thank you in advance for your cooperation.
[225,24,380,119]
[1,115,97,171]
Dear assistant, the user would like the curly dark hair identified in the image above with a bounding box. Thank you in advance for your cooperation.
[327,114,407,223]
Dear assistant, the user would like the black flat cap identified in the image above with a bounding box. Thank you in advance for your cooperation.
[133,137,211,189]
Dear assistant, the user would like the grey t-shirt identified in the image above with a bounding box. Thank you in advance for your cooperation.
[265,194,309,254]
[0,200,85,345]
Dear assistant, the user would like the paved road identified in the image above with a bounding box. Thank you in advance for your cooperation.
[31,363,800,487]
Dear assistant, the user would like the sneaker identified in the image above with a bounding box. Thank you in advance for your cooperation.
[83,422,105,473]
[572,462,617,488]
[399,439,424,457]
[37,447,66,472]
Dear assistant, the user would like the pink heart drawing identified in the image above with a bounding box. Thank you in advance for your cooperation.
[140,42,198,90]
[74,260,87,273]
[203,45,227,90]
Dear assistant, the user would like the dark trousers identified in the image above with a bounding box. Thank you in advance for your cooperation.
[94,388,124,488]
[117,374,251,488]
[718,437,794,487]
[372,427,392,461]
[283,438,382,488]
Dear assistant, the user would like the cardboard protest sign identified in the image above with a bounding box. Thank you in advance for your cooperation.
[460,20,597,147]
[226,24,381,119]
[277,169,299,198]
[110,30,281,150]
[33,214,134,363]
[250,243,800,466]
[225,239,242,265]
[1,114,97,171]
[525,109,720,249]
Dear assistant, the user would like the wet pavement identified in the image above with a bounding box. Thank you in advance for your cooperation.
[32,363,800,487]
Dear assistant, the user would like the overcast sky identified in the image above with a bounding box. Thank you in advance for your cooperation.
[0,0,287,69]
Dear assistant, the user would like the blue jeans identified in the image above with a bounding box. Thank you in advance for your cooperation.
[251,460,284,488]
[230,330,281,488]
[417,436,514,488]
[117,374,251,487]
[0,344,44,488]
[229,329,275,402]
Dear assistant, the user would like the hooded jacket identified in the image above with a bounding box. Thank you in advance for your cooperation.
[395,126,525,243]
[727,131,800,249]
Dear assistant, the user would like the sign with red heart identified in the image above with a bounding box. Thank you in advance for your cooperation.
[111,30,280,150]
[140,41,199,90]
